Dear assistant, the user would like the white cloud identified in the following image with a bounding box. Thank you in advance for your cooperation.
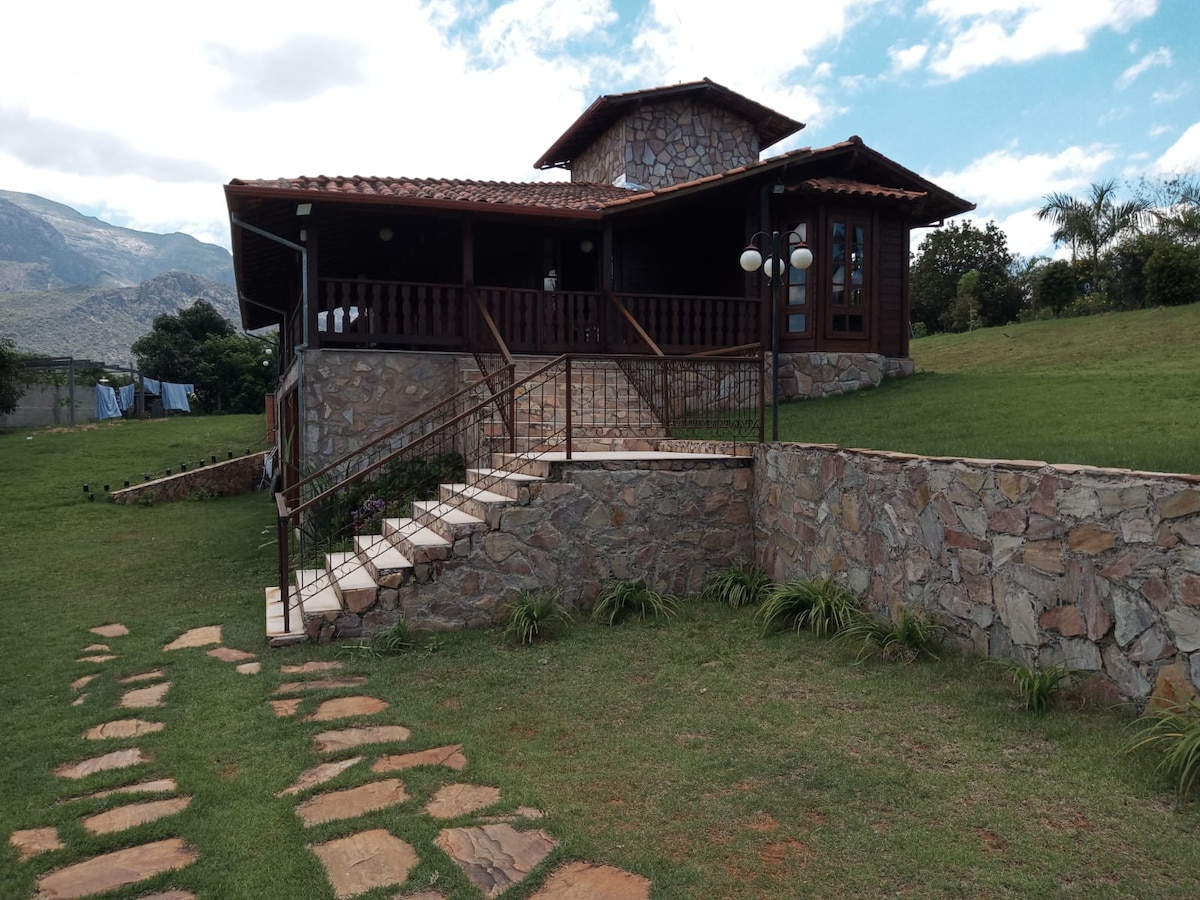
[1098,107,1132,126]
[922,0,1159,80]
[927,145,1116,209]
[1155,121,1200,173]
[1152,84,1189,104]
[1117,46,1172,88]
[889,43,928,73]
[1149,123,1173,138]
[475,0,617,63]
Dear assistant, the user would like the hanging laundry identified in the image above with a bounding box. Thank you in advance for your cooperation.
[160,382,192,412]
[94,385,122,420]
[142,378,162,395]
[117,383,135,411]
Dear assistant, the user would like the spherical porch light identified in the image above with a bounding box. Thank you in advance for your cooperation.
[739,246,763,272]
[790,245,814,271]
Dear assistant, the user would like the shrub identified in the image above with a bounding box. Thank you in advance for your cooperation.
[339,618,414,659]
[755,578,860,637]
[1033,259,1077,317]
[1145,241,1200,307]
[1126,699,1200,802]
[503,590,572,644]
[591,579,677,626]
[991,660,1077,713]
[840,608,943,663]
[702,562,772,609]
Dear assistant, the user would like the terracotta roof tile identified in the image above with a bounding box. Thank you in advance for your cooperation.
[792,176,927,202]
[228,176,642,211]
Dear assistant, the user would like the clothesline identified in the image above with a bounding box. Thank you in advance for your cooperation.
[98,378,196,419]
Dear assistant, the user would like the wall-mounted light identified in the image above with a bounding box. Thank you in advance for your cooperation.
[378,227,394,242]
[296,203,312,216]
[580,239,594,253]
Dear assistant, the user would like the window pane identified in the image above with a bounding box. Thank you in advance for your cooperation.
[788,313,806,332]
[789,284,806,305]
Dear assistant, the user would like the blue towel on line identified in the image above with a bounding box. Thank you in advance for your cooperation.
[161,381,192,413]
[117,383,135,411]
[95,385,122,420]
[142,378,161,395]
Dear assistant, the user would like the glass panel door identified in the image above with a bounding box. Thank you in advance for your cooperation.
[784,223,811,337]
[828,219,867,336]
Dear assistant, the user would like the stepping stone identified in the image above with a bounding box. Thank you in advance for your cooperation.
[71,694,88,707]
[163,625,221,651]
[400,894,447,900]
[55,748,147,780]
[371,744,467,774]
[528,862,652,900]
[309,829,418,899]
[295,779,409,827]
[434,824,557,898]
[91,624,129,638]
[82,644,110,652]
[10,826,63,860]
[237,662,261,675]
[83,797,191,835]
[120,669,166,683]
[270,699,302,717]
[281,661,344,674]
[71,675,97,691]
[120,682,170,708]
[87,778,178,800]
[77,655,117,664]
[34,837,196,899]
[140,893,197,900]
[85,719,165,740]
[275,676,367,694]
[207,646,256,663]
[306,696,389,722]
[424,784,502,819]
[314,725,411,753]
[296,777,410,830]
[277,757,363,797]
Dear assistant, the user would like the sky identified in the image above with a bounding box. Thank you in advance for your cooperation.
[1,0,1197,260]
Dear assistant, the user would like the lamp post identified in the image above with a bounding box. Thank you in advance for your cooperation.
[740,231,813,441]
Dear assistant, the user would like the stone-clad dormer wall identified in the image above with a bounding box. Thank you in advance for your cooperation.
[571,98,761,188]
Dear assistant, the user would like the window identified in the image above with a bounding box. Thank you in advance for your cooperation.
[829,219,867,336]
[785,223,810,335]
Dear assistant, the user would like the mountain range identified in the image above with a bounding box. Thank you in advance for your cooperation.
[0,190,239,361]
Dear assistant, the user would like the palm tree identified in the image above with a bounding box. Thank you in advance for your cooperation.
[1036,179,1151,292]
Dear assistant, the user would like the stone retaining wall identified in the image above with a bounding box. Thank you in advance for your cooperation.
[775,353,913,401]
[110,453,267,505]
[754,443,1200,706]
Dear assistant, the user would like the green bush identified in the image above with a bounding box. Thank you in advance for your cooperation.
[592,579,677,626]
[1126,699,1200,801]
[1145,241,1200,307]
[840,608,943,663]
[503,590,572,645]
[755,578,860,637]
[701,562,772,609]
[1033,259,1077,316]
[992,660,1077,713]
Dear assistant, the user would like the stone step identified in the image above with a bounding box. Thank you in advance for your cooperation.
[265,586,306,646]
[297,568,343,616]
[382,517,452,564]
[490,454,554,478]
[354,534,412,585]
[411,501,487,542]
[465,468,543,501]
[439,482,513,523]
[326,551,378,612]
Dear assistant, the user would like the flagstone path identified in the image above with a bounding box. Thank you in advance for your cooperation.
[9,621,651,899]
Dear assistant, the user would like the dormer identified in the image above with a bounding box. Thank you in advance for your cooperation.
[534,78,804,190]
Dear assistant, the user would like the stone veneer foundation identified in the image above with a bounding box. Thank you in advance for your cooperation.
[110,453,266,505]
[755,443,1200,707]
[774,353,914,401]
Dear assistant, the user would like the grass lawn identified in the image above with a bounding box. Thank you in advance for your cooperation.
[779,304,1200,474]
[2,415,1200,898]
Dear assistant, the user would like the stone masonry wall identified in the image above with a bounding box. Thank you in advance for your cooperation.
[301,349,461,471]
[755,443,1200,706]
[323,457,755,637]
[572,98,760,189]
[775,353,914,402]
[110,452,266,505]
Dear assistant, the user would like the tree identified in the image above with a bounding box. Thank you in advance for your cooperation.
[1033,260,1077,317]
[910,221,1021,332]
[132,300,275,414]
[1036,179,1151,293]
[0,338,27,415]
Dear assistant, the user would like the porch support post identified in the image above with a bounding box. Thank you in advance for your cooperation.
[462,215,474,345]
[305,221,319,350]
[601,221,614,347]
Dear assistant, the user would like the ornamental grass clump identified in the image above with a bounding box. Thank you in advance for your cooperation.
[701,562,772,609]
[503,590,572,645]
[1125,699,1200,803]
[591,578,677,626]
[840,607,944,663]
[991,660,1078,713]
[754,578,860,637]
